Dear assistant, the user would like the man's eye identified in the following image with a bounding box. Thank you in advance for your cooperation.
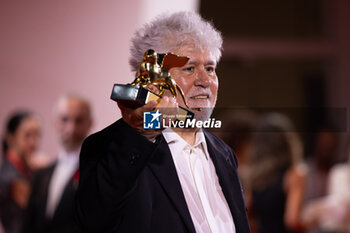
[183,67,194,72]
[206,67,215,73]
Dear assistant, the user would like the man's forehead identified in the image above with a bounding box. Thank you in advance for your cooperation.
[187,59,216,66]
[58,98,88,110]
[172,45,216,65]
[57,99,90,117]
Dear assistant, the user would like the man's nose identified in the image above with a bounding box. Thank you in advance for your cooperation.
[65,121,77,134]
[194,68,210,87]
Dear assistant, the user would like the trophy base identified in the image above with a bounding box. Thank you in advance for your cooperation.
[111,84,159,108]
[111,84,194,120]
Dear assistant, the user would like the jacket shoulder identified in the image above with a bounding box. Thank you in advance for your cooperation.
[84,120,119,143]
[80,119,154,161]
[204,130,232,153]
[204,130,239,167]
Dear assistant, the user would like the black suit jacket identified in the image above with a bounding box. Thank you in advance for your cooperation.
[22,163,81,233]
[75,119,251,233]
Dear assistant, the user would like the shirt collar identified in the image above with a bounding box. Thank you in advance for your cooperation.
[162,128,208,160]
[57,148,80,164]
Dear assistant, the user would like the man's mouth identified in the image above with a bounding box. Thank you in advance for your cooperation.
[190,95,210,99]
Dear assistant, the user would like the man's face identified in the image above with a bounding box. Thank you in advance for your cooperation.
[169,44,219,121]
[55,98,92,151]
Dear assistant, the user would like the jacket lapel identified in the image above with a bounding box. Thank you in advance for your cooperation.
[39,164,56,225]
[204,131,249,233]
[147,136,196,233]
[52,173,76,220]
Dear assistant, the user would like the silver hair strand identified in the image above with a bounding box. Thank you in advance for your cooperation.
[129,11,223,73]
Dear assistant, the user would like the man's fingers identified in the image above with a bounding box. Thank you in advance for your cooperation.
[117,102,126,112]
[156,96,178,108]
[144,100,157,109]
[118,96,178,139]
[146,85,160,95]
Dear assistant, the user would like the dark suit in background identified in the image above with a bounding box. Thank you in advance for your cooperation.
[21,94,92,233]
[22,164,81,233]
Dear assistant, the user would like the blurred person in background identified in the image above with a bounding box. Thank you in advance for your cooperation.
[247,113,306,233]
[215,109,258,189]
[0,111,41,233]
[302,134,350,233]
[22,94,93,233]
[304,126,339,203]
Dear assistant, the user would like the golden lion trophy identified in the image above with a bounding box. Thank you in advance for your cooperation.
[111,49,194,121]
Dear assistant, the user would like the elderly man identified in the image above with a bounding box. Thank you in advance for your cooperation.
[75,12,250,233]
[23,95,93,233]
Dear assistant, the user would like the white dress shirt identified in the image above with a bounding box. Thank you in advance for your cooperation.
[163,128,236,233]
[46,149,80,218]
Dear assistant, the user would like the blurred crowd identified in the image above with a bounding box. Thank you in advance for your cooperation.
[217,110,350,233]
[0,94,92,233]
[1,99,349,233]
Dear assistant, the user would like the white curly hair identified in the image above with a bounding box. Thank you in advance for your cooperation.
[129,11,223,73]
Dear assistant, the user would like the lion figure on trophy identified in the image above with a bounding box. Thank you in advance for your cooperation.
[130,49,190,109]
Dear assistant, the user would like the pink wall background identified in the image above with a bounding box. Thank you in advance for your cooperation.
[1,0,348,160]
[0,0,198,159]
